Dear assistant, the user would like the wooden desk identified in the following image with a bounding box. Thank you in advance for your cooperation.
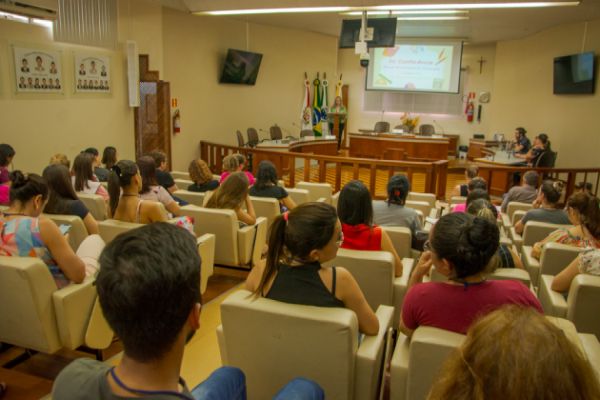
[475,150,525,196]
[349,132,449,161]
[253,137,338,175]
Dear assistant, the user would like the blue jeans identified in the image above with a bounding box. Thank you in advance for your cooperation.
[191,367,324,400]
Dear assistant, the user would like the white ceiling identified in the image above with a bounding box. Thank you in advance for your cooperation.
[157,1,600,44]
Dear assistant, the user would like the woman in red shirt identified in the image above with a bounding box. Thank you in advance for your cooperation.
[337,180,404,276]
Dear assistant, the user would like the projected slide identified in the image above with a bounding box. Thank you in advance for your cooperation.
[366,42,463,93]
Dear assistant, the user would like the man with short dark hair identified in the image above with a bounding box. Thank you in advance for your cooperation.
[148,151,179,194]
[53,223,323,400]
[501,170,539,213]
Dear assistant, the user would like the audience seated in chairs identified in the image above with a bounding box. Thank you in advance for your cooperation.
[82,147,103,179]
[467,199,524,269]
[451,165,479,198]
[514,180,570,235]
[72,152,109,201]
[137,156,181,217]
[574,181,594,196]
[43,164,99,235]
[205,171,256,226]
[452,177,488,213]
[531,192,600,259]
[552,248,600,292]
[516,133,555,167]
[107,160,167,224]
[249,160,296,212]
[187,159,219,193]
[49,153,70,169]
[0,171,104,288]
[372,174,422,239]
[337,180,404,277]
[428,305,600,400]
[501,170,539,213]
[245,202,379,335]
[400,213,541,336]
[53,222,325,399]
[148,150,179,194]
[220,154,255,185]
[97,146,117,182]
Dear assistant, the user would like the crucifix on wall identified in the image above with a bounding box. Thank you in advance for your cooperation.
[477,56,486,74]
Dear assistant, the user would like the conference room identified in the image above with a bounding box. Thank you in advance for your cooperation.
[1,0,600,399]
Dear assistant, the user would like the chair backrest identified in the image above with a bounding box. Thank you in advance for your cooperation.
[324,248,395,311]
[405,200,431,220]
[270,125,283,140]
[507,201,533,221]
[374,121,390,133]
[406,327,465,400]
[300,129,314,138]
[0,256,62,353]
[449,196,466,205]
[418,124,435,135]
[77,193,107,221]
[540,242,585,276]
[236,130,245,147]
[296,182,332,203]
[174,178,194,189]
[567,274,600,338]
[382,226,412,259]
[218,289,359,400]
[247,128,259,146]
[98,219,143,243]
[487,267,532,287]
[286,188,310,205]
[42,214,88,251]
[170,171,191,180]
[249,196,280,228]
[406,192,436,209]
[522,221,572,246]
[173,190,207,207]
[512,209,527,225]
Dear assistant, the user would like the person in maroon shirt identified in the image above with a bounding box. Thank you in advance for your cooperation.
[400,213,542,337]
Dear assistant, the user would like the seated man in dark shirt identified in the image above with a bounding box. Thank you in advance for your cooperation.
[52,223,324,400]
[148,150,178,194]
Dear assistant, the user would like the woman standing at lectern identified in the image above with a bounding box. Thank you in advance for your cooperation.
[328,96,347,150]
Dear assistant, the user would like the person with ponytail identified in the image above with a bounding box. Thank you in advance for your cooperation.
[400,213,541,337]
[373,174,422,238]
[531,192,600,259]
[245,202,380,335]
[338,180,404,277]
[514,180,570,235]
[107,160,167,224]
[0,171,104,288]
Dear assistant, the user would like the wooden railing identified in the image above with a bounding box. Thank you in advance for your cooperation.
[199,140,449,199]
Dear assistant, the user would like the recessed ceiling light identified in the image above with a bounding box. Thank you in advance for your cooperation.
[372,2,579,10]
[397,16,470,20]
[197,7,351,16]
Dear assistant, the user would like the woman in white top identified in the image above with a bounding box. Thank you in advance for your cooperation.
[137,156,181,216]
[72,152,109,201]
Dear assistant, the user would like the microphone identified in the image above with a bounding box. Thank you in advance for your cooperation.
[433,120,446,134]
[381,110,385,121]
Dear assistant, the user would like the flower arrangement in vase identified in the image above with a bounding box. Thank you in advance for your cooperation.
[400,113,420,133]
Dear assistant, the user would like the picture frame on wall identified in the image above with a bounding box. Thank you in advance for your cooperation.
[74,53,111,93]
[13,45,63,93]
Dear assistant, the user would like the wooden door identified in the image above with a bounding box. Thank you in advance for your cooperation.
[134,55,171,169]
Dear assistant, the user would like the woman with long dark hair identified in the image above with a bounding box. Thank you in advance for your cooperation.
[43,164,99,234]
[72,153,109,201]
[137,156,181,216]
[249,160,296,211]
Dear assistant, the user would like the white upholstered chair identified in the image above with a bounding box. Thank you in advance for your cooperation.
[217,289,394,400]
[249,196,280,228]
[77,193,108,221]
[521,241,584,287]
[286,188,310,205]
[296,182,332,204]
[173,189,209,207]
[43,214,89,252]
[509,221,571,253]
[170,171,191,180]
[406,192,436,209]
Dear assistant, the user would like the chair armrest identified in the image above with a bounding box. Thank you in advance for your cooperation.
[500,212,511,228]
[84,298,113,350]
[579,333,600,377]
[355,305,394,400]
[52,277,96,350]
[509,227,523,252]
[237,217,267,267]
[538,275,568,317]
[216,324,228,364]
[428,208,439,219]
[197,234,216,294]
[521,245,541,286]
[332,191,340,209]
[316,197,327,203]
[390,332,411,400]
[393,258,415,327]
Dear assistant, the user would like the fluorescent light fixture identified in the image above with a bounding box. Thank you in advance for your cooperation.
[397,16,469,20]
[197,6,351,15]
[343,10,469,15]
[372,2,579,10]
[198,2,579,16]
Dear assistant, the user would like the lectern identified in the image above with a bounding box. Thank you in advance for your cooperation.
[329,112,345,149]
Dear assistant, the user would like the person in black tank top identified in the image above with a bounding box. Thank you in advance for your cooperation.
[245,202,380,335]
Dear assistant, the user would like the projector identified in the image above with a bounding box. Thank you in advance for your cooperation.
[359,52,370,68]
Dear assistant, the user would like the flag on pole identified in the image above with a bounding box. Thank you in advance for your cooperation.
[300,73,313,131]
[312,73,323,137]
[335,74,343,102]
[321,73,329,136]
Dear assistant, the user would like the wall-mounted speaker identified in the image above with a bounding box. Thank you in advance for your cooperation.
[126,40,139,107]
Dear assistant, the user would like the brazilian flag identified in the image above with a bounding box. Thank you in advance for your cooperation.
[312,75,323,137]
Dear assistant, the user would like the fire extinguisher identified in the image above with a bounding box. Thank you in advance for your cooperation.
[466,101,475,123]
[172,109,181,134]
